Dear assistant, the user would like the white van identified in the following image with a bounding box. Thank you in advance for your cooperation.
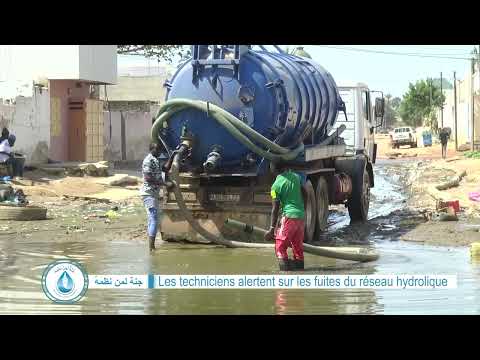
[391,127,417,148]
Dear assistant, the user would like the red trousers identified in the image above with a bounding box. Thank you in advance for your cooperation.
[275,217,304,261]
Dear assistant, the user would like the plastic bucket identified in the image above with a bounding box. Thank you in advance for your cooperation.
[446,200,460,214]
[13,154,25,176]
[422,134,432,146]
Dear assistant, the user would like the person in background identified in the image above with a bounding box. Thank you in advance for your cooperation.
[0,128,9,144]
[0,134,23,178]
[264,162,307,271]
[140,143,174,251]
[439,128,450,159]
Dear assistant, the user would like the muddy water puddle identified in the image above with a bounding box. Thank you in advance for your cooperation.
[1,163,479,314]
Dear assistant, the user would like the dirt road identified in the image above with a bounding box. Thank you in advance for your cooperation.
[376,133,461,160]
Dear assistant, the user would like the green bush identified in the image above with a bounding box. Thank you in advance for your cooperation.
[464,151,480,159]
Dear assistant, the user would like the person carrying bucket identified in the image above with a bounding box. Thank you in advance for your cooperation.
[264,162,307,271]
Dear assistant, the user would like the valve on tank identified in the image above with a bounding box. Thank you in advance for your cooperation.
[171,125,194,163]
[203,145,223,173]
[241,153,256,169]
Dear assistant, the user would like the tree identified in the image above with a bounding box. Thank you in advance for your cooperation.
[398,79,445,130]
[117,45,190,63]
[431,78,453,90]
[390,97,402,110]
[383,94,397,129]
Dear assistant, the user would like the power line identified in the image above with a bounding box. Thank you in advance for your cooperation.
[318,45,474,60]
[388,45,475,54]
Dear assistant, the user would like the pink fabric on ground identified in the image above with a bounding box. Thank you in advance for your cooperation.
[469,191,480,202]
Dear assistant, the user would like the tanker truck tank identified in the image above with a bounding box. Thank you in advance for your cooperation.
[154,45,345,174]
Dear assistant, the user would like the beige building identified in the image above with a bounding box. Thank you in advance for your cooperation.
[437,65,480,148]
[99,65,175,161]
[0,45,117,165]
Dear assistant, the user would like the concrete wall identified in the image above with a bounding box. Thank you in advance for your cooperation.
[103,111,122,161]
[438,70,480,147]
[0,87,50,164]
[103,109,153,162]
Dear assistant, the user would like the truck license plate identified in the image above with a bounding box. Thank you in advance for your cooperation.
[168,192,197,201]
[208,193,240,202]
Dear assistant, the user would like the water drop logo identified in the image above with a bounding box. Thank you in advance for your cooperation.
[57,271,75,294]
[42,260,88,304]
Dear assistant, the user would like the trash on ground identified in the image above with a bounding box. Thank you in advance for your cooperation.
[376,224,396,231]
[435,170,467,190]
[438,207,458,221]
[437,200,460,214]
[104,209,120,219]
[108,176,139,187]
[469,191,480,202]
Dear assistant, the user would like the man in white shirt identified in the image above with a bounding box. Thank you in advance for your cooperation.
[0,135,23,177]
[0,136,12,163]
[140,143,174,251]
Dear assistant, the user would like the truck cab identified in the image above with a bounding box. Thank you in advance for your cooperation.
[334,83,384,164]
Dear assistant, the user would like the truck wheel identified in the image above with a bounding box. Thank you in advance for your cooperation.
[347,166,370,222]
[315,176,329,233]
[304,179,317,244]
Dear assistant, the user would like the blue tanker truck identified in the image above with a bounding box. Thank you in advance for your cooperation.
[152,45,385,244]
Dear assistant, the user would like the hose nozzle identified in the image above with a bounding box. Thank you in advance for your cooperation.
[203,145,223,172]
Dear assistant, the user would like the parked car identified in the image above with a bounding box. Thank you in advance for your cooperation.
[391,127,417,148]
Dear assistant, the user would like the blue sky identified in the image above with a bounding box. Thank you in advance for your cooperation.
[118,45,478,98]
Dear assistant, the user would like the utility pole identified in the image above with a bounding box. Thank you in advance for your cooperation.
[385,97,389,131]
[454,71,458,151]
[440,72,444,129]
[471,57,475,151]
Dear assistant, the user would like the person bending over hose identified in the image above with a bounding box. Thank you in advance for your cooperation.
[140,143,174,251]
[264,162,307,271]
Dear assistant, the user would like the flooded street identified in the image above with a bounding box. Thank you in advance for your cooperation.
[1,162,480,315]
